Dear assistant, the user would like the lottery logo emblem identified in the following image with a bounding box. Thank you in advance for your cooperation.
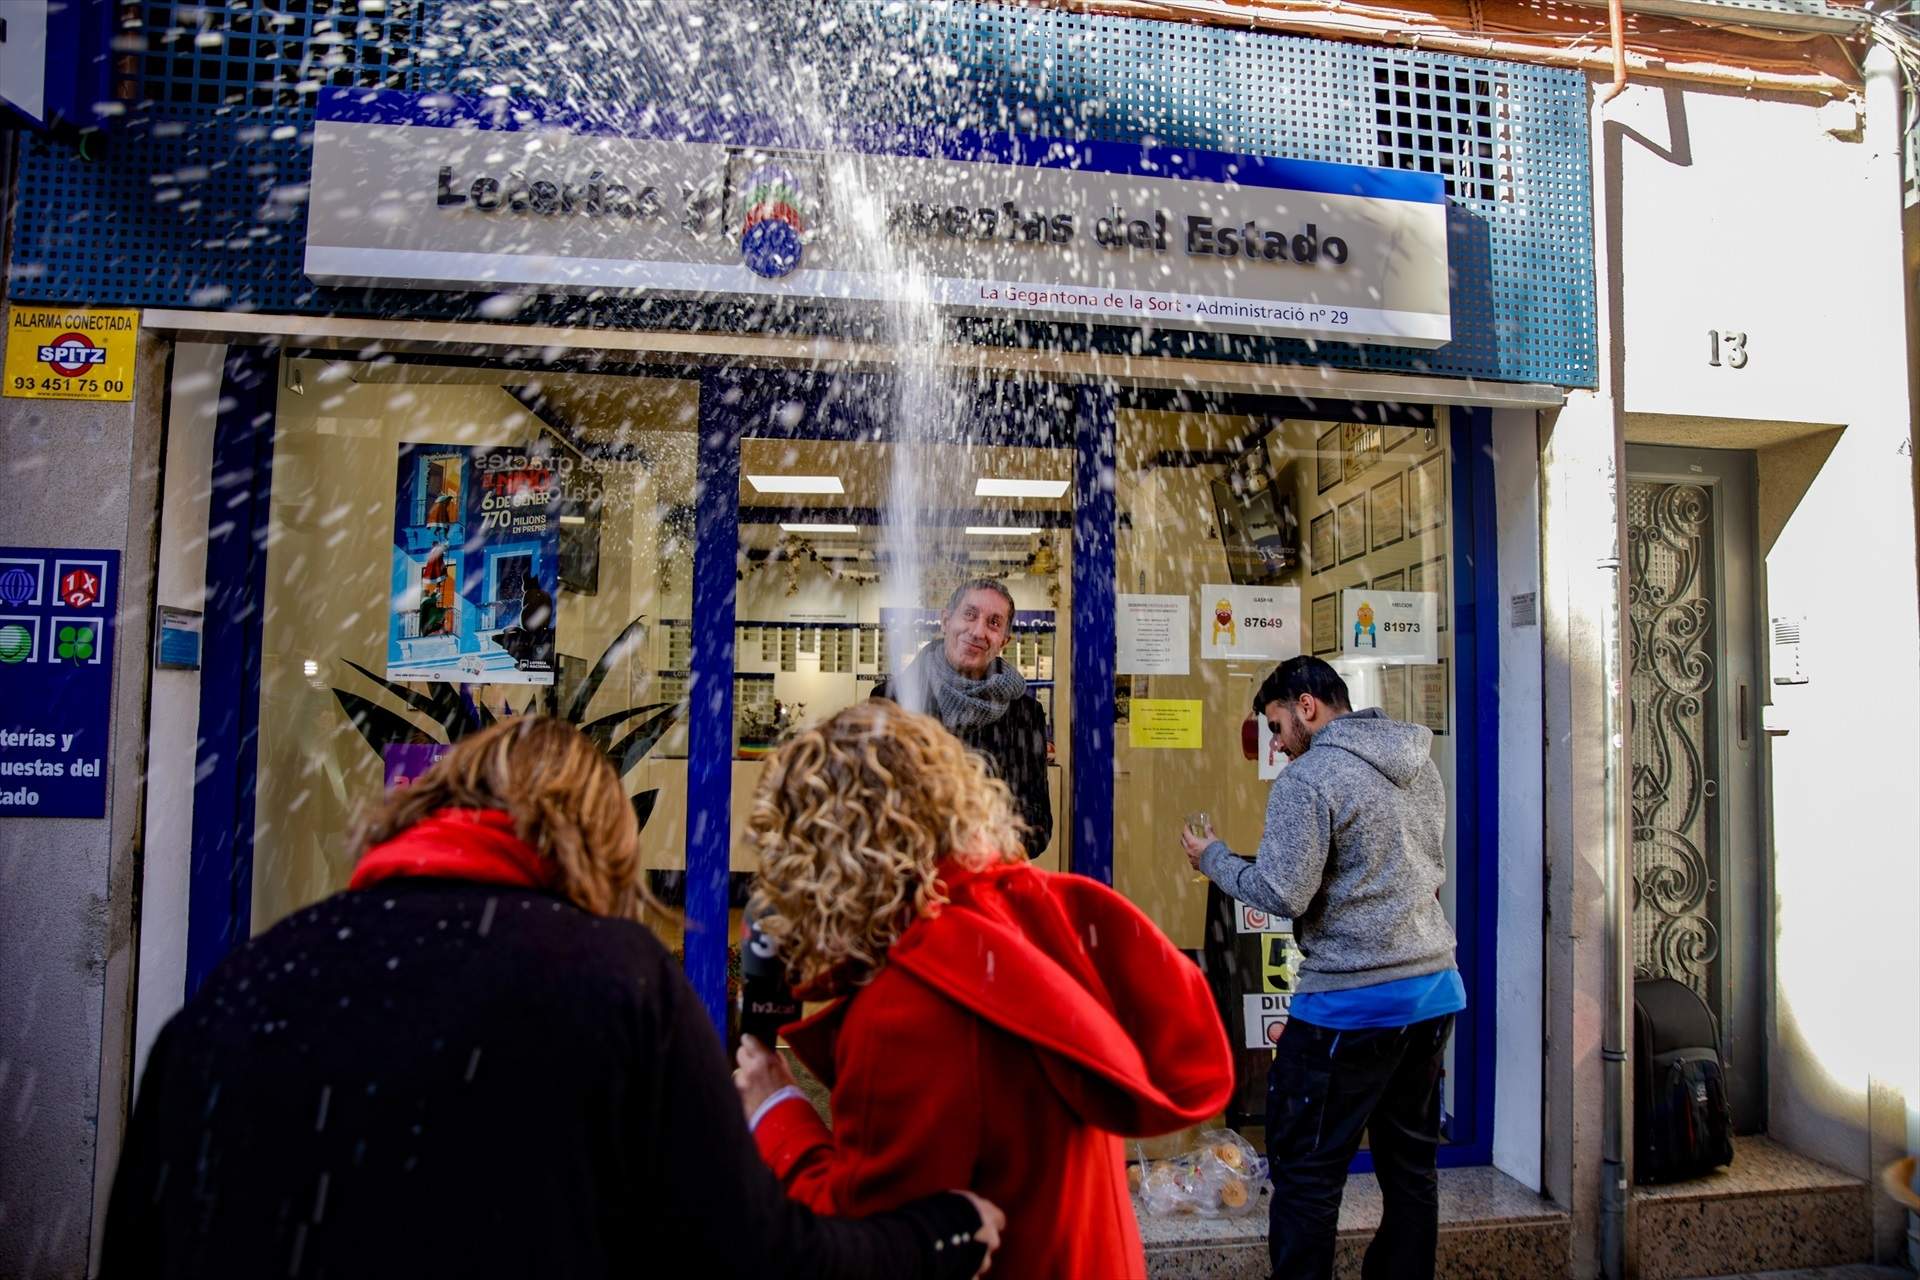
[0,565,36,607]
[1352,600,1377,649]
[60,568,101,608]
[37,333,108,378]
[56,623,96,662]
[0,622,32,664]
[739,163,805,280]
[1210,598,1236,646]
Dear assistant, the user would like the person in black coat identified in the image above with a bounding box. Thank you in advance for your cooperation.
[102,717,1003,1280]
[874,578,1052,857]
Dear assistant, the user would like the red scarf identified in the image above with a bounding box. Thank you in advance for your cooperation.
[348,808,558,893]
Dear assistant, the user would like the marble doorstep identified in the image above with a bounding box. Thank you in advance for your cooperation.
[1694,1269,1910,1280]
[1141,1165,1570,1280]
[1632,1137,1874,1280]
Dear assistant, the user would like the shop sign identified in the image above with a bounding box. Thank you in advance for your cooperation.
[1339,587,1439,661]
[0,547,118,818]
[1199,584,1300,663]
[388,442,561,686]
[305,89,1450,346]
[4,307,138,402]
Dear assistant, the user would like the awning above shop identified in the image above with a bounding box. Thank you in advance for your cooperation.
[138,309,1567,411]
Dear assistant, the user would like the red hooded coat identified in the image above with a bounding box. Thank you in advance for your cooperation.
[754,859,1236,1280]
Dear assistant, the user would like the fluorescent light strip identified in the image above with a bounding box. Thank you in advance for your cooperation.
[974,477,1070,499]
[779,523,858,534]
[746,474,844,495]
[965,525,1037,537]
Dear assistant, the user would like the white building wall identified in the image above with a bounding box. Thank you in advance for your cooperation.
[1492,410,1546,1191]
[1592,56,1919,1261]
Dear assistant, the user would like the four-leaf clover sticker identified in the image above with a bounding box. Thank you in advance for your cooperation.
[57,624,95,662]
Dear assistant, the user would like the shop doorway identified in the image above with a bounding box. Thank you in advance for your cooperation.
[1624,445,1766,1133]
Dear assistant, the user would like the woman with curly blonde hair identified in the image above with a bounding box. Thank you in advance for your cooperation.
[735,702,1235,1280]
[105,716,1003,1280]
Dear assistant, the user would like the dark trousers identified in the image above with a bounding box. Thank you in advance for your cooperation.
[1266,1013,1454,1280]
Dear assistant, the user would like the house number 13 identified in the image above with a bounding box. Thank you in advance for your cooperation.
[1708,330,1748,369]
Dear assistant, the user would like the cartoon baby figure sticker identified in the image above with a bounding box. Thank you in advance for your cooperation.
[1353,600,1377,649]
[1211,597,1237,648]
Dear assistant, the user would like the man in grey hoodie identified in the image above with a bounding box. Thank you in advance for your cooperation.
[1181,655,1462,1280]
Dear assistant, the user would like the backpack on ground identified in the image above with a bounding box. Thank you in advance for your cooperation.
[1632,976,1736,1184]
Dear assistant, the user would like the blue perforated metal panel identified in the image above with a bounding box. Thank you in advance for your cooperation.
[10,0,1595,386]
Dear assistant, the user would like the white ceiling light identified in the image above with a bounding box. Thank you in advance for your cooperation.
[747,474,845,495]
[974,477,1069,499]
[780,523,858,534]
[965,525,1037,537]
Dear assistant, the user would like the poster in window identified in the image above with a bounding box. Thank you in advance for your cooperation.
[388,442,560,686]
[1310,592,1339,656]
[1369,474,1405,552]
[1309,511,1335,576]
[1315,425,1342,494]
[1407,555,1449,632]
[1410,660,1449,735]
[1336,496,1366,565]
[1409,451,1447,535]
[1384,425,1420,453]
[1371,569,1405,592]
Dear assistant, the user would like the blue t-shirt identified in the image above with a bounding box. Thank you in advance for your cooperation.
[1288,969,1466,1030]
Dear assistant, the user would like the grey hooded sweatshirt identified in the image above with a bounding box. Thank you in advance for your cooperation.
[1200,708,1457,994]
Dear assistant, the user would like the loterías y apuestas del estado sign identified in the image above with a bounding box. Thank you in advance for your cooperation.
[305,88,1450,347]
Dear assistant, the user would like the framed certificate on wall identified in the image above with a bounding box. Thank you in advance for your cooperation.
[1337,496,1366,565]
[1310,511,1335,575]
[1407,555,1449,631]
[1369,474,1405,552]
[1311,593,1339,656]
[1316,426,1342,494]
[1410,660,1449,735]
[1380,663,1408,720]
[1409,451,1447,535]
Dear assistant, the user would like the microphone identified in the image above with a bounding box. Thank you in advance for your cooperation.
[736,918,801,1052]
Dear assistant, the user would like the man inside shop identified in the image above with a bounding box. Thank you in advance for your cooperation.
[1180,655,1462,1280]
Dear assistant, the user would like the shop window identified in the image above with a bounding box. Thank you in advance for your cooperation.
[727,431,1072,875]
[251,358,697,935]
[1113,408,1461,1148]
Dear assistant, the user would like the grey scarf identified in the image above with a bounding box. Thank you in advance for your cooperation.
[898,641,1028,731]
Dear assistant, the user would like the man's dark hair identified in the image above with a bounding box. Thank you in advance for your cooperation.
[944,576,1016,617]
[1253,656,1352,715]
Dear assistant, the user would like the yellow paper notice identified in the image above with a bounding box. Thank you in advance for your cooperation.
[1128,698,1202,749]
[5,307,140,402]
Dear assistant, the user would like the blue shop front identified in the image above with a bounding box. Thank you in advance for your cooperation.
[8,4,1596,1174]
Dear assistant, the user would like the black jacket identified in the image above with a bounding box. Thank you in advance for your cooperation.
[873,679,1054,857]
[102,880,986,1280]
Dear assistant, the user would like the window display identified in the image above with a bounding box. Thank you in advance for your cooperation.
[1113,407,1459,1139]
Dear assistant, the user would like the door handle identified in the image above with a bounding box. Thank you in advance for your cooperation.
[1738,681,1749,747]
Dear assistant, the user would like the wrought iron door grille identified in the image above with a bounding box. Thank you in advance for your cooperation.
[1626,479,1724,1003]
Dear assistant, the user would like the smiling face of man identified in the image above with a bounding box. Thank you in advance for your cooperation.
[941,585,1013,679]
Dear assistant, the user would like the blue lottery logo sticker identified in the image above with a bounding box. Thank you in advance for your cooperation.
[740,163,806,280]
